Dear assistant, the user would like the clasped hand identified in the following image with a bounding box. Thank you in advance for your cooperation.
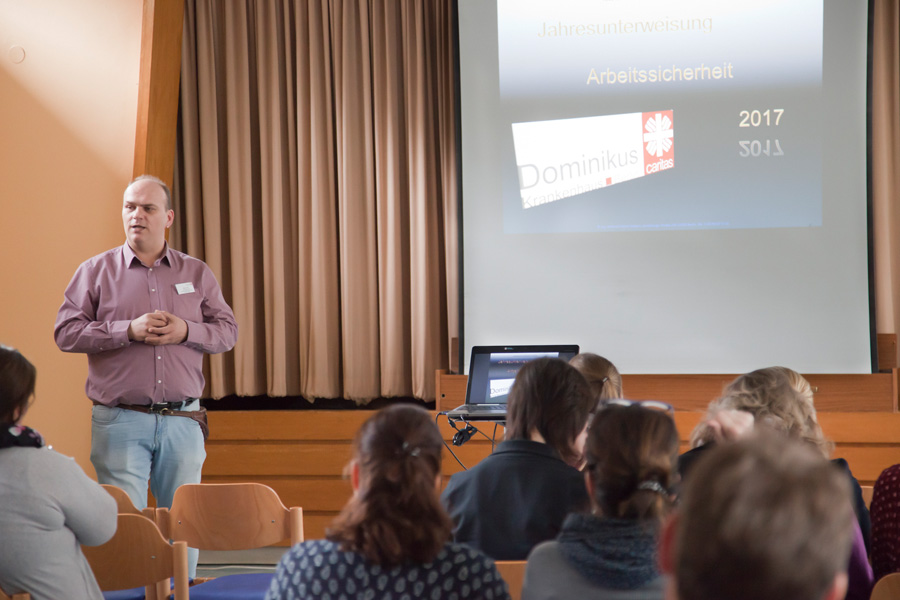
[128,310,188,345]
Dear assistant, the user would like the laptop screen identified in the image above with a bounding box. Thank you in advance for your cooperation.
[465,345,580,405]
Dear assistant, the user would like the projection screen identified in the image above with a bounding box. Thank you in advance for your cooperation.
[458,0,874,374]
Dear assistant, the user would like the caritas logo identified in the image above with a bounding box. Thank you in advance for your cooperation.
[642,111,674,174]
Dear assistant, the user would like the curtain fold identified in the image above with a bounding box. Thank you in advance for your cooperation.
[174,0,455,401]
[872,0,900,363]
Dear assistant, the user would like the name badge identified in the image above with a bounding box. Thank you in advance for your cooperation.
[175,282,195,295]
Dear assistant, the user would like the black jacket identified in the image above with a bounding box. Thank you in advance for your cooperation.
[441,439,590,560]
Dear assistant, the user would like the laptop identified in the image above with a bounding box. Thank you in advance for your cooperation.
[446,344,580,421]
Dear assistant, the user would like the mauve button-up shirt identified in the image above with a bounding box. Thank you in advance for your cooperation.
[54,243,238,407]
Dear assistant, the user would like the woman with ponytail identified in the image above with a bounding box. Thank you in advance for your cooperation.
[569,353,623,402]
[265,404,510,600]
[522,402,679,600]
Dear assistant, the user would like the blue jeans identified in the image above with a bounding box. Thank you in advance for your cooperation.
[90,400,206,576]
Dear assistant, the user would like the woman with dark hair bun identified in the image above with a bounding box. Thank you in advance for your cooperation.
[0,345,117,600]
[442,357,595,560]
[522,402,678,600]
[265,404,510,600]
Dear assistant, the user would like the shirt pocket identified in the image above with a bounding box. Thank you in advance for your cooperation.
[171,285,204,323]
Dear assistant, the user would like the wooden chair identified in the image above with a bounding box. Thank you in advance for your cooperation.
[101,483,158,520]
[0,588,30,600]
[495,560,527,600]
[872,573,900,600]
[157,483,303,599]
[83,513,189,600]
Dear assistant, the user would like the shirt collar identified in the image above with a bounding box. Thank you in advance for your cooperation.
[494,438,565,460]
[123,242,172,268]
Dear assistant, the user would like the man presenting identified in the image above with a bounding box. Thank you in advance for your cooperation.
[55,175,237,571]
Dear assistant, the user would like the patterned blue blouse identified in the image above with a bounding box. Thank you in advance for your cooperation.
[265,539,511,600]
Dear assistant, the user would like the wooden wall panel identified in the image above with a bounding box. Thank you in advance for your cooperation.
[204,403,900,542]
[834,447,900,483]
[436,370,468,412]
[303,513,339,541]
[879,333,898,371]
[623,373,896,411]
[436,370,899,413]
[205,443,353,476]
[210,411,371,441]
[818,412,900,443]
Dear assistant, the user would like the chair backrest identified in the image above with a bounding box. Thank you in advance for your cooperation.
[0,588,31,600]
[872,573,900,600]
[101,484,158,521]
[163,483,304,551]
[82,513,189,600]
[495,560,527,600]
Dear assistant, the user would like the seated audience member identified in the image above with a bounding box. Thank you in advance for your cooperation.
[661,434,856,600]
[0,345,117,600]
[681,366,871,553]
[441,357,594,560]
[569,353,623,401]
[870,463,900,582]
[265,404,509,600]
[683,367,831,470]
[523,401,678,600]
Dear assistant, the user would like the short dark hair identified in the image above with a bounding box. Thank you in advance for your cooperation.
[674,434,854,600]
[585,405,678,521]
[0,345,36,423]
[326,404,452,566]
[505,357,594,465]
[126,175,172,211]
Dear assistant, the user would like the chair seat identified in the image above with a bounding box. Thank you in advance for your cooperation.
[189,573,276,600]
[103,578,195,600]
[102,588,145,600]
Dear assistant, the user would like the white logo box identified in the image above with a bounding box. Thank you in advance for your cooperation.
[512,110,674,209]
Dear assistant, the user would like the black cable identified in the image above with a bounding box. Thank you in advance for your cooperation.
[435,412,467,470]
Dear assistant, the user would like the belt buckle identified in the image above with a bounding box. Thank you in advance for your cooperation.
[149,403,171,415]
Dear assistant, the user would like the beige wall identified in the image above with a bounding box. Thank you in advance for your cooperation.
[0,0,143,473]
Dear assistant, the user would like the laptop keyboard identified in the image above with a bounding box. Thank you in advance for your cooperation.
[468,404,507,412]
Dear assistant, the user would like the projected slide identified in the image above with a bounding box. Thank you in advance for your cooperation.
[497,0,823,233]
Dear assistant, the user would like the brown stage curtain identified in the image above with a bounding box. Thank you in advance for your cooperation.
[873,0,900,364]
[173,0,900,401]
[172,0,457,402]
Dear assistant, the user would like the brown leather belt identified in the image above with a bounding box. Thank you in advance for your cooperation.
[92,400,209,440]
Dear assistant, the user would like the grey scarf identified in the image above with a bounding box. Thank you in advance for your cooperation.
[557,513,660,590]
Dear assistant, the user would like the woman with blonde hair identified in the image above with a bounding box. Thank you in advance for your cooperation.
[569,353,623,401]
[523,402,678,600]
[680,366,872,600]
[266,404,509,600]
[688,366,832,458]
